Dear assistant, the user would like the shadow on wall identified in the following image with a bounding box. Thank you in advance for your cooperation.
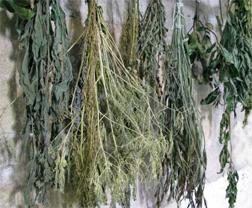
[0,10,27,208]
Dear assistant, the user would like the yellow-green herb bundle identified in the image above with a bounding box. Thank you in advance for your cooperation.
[68,1,167,207]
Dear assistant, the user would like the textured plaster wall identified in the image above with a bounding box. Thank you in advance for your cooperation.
[0,0,252,207]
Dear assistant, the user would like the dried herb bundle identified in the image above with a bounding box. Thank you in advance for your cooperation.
[69,1,167,207]
[17,0,72,205]
[137,0,167,101]
[120,0,139,69]
[157,1,206,207]
[200,1,252,207]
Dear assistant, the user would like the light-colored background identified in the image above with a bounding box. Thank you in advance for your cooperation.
[0,0,252,207]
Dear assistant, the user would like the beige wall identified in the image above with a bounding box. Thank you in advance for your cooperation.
[0,0,252,207]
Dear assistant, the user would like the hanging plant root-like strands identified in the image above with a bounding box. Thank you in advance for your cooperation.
[157,1,206,207]
[137,0,167,101]
[18,0,72,205]
[69,2,168,207]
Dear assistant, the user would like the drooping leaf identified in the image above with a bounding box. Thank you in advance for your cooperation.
[201,88,220,105]
[0,0,34,19]
[226,170,239,208]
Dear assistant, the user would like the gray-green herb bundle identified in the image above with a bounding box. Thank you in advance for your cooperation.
[137,0,167,101]
[68,1,167,207]
[157,1,206,207]
[17,0,72,205]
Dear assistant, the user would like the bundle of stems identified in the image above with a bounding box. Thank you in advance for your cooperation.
[157,1,206,207]
[120,0,170,200]
[137,0,167,102]
[17,0,73,205]
[120,0,167,136]
[68,1,167,207]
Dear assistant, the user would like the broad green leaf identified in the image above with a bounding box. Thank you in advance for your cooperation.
[201,88,220,105]
[11,1,34,19]
[221,47,235,65]
[0,0,34,19]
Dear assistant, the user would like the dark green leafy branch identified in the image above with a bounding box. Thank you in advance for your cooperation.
[201,0,252,207]
[226,169,239,208]
[16,0,72,205]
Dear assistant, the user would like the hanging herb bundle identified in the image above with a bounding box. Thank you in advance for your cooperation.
[187,0,217,84]
[137,0,167,101]
[201,0,252,207]
[68,1,167,207]
[16,0,73,205]
[119,0,139,69]
[157,1,206,207]
[120,0,167,140]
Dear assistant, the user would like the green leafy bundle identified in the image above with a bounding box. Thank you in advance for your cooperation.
[202,0,252,123]
[187,1,217,84]
[157,1,206,207]
[17,0,72,205]
[68,1,168,207]
[201,0,252,207]
[137,0,167,101]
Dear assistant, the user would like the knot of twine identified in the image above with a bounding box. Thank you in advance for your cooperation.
[176,2,184,8]
[175,2,184,29]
